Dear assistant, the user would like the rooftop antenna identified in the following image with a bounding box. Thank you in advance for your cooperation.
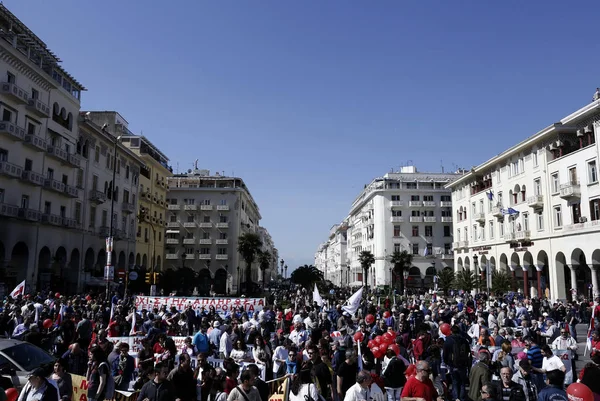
[440,160,444,173]
[194,159,198,170]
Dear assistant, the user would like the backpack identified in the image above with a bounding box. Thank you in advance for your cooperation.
[100,361,116,399]
[450,336,471,367]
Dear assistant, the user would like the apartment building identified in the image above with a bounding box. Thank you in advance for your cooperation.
[165,169,266,295]
[447,96,600,300]
[78,113,144,282]
[256,226,279,283]
[0,4,91,293]
[314,223,348,285]
[317,166,459,289]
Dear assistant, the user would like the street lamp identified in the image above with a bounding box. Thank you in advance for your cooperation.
[473,254,482,291]
[106,134,122,301]
[346,265,350,285]
[280,259,284,277]
[284,265,288,279]
[237,266,240,295]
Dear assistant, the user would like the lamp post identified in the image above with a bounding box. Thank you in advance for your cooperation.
[473,254,482,292]
[106,134,122,302]
[280,259,284,278]
[284,265,288,279]
[346,265,350,286]
[237,266,240,296]
[403,269,409,296]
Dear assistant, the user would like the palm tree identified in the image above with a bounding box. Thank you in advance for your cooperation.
[258,250,272,289]
[358,250,375,288]
[389,250,413,295]
[290,264,323,289]
[491,270,514,295]
[237,233,262,293]
[454,269,479,293]
[437,267,455,295]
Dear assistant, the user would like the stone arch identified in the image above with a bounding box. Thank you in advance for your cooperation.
[523,251,534,270]
[536,250,550,299]
[128,252,135,268]
[214,268,227,295]
[142,254,148,269]
[592,249,600,266]
[38,246,52,290]
[9,242,29,287]
[97,249,106,276]
[571,248,590,297]
[499,253,509,273]
[510,252,520,270]
[464,256,470,271]
[457,257,463,272]
[425,266,436,276]
[197,269,212,296]
[480,255,488,271]
[556,251,569,299]
[489,256,496,272]
[136,253,141,267]
[118,251,126,269]
[68,248,80,294]
[84,248,95,271]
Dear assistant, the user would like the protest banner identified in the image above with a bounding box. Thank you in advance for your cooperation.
[268,377,289,401]
[554,349,573,384]
[71,374,89,401]
[134,296,265,316]
[206,357,265,380]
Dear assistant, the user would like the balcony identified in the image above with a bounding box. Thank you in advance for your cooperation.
[199,222,212,228]
[168,204,180,210]
[424,216,437,223]
[458,240,469,249]
[26,97,50,118]
[166,238,179,245]
[201,205,213,211]
[217,205,229,211]
[165,253,179,260]
[41,213,62,226]
[409,201,423,207]
[167,221,180,228]
[216,239,228,245]
[18,208,41,221]
[390,216,404,223]
[475,213,486,223]
[515,230,531,241]
[198,254,211,260]
[0,161,23,179]
[46,145,68,163]
[62,217,77,229]
[441,252,454,260]
[98,226,110,237]
[453,242,460,250]
[441,216,452,223]
[183,238,197,245]
[409,216,423,223]
[66,153,80,168]
[122,202,135,214]
[89,190,106,204]
[440,201,452,207]
[183,222,198,228]
[23,134,47,152]
[504,232,516,242]
[0,82,29,103]
[198,239,212,244]
[44,178,65,194]
[216,254,228,260]
[185,253,196,260]
[559,182,581,199]
[216,222,229,229]
[423,201,436,207]
[492,206,504,218]
[64,185,79,198]
[390,201,405,207]
[0,203,19,218]
[114,229,127,240]
[184,205,197,211]
[0,121,25,141]
[527,195,544,209]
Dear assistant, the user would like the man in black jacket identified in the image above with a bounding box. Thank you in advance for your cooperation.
[137,362,176,401]
[382,348,407,401]
[494,367,526,401]
[443,325,471,401]
[247,364,269,401]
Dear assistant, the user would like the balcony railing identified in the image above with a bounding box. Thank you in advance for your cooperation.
[41,213,62,226]
[198,239,212,244]
[89,190,106,203]
[390,216,404,223]
[390,201,405,207]
[0,82,29,103]
[44,178,65,194]
[46,145,68,162]
[515,230,531,240]
[423,201,436,207]
[62,217,77,229]
[122,202,135,214]
[0,121,25,141]
[166,221,180,228]
[440,201,452,207]
[182,238,196,244]
[67,153,80,167]
[216,254,228,260]
[199,222,212,228]
[216,239,228,245]
[23,134,47,152]
[166,238,179,245]
[198,254,211,260]
[168,204,180,210]
[165,253,179,260]
[503,232,516,242]
[458,240,469,249]
[452,242,460,250]
[441,216,452,222]
[527,195,544,208]
[409,201,423,207]
[217,205,229,211]
[216,222,229,228]
[424,217,436,222]
[184,205,197,211]
[0,203,19,218]
[559,182,581,199]
[409,216,423,222]
[18,208,41,221]
[64,185,79,198]
[441,252,454,260]
[26,97,50,117]
[492,206,504,218]
[0,161,23,179]
[201,205,213,211]
[183,222,198,228]
[475,213,486,223]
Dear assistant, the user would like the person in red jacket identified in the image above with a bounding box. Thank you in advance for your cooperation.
[401,361,442,401]
[413,331,431,361]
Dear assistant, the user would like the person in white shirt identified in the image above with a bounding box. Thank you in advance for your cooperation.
[272,339,291,378]
[467,318,485,342]
[537,345,566,375]
[343,371,384,401]
[289,323,307,348]
[219,325,232,359]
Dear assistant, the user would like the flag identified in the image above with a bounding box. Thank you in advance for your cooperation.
[268,377,289,401]
[9,280,25,299]
[55,304,66,326]
[342,287,364,316]
[357,338,364,371]
[313,284,324,307]
[129,310,137,336]
[423,247,429,257]
[107,303,115,337]
[585,303,596,356]
[487,191,494,201]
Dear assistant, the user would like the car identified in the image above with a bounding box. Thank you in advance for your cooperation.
[0,339,56,389]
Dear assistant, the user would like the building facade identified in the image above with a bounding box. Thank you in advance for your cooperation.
[164,169,266,295]
[448,96,600,300]
[257,226,278,283]
[317,166,459,288]
[0,4,90,293]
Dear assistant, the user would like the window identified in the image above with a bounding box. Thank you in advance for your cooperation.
[426,243,433,255]
[572,203,581,224]
[203,199,211,205]
[31,88,38,100]
[423,195,433,202]
[391,195,401,201]
[218,248,227,255]
[392,210,402,217]
[441,195,451,202]
[76,169,83,188]
[569,167,578,184]
[554,206,562,228]
[43,201,51,214]
[489,221,494,239]
[479,199,484,213]
[219,232,228,239]
[412,226,419,237]
[202,232,210,239]
[200,248,210,255]
[534,179,541,196]
[2,107,12,122]
[89,206,96,228]
[588,161,598,184]
[499,222,504,236]
[393,225,401,237]
[394,244,401,253]
[471,203,476,216]
[0,148,7,162]
[125,165,130,179]
[444,243,452,254]
[496,170,501,184]
[552,173,559,193]
[220,199,227,205]
[411,210,421,217]
[27,122,37,136]
[6,72,14,83]
[219,214,228,223]
[536,211,544,231]
[92,175,99,191]
[411,195,420,201]
[443,226,451,237]
[412,244,419,255]
[21,195,29,209]
[406,182,417,189]
[203,215,210,223]
[457,228,460,240]
[94,146,100,163]
[497,192,503,206]
[0,188,3,203]
[425,226,433,237]
[47,168,54,179]
[101,210,108,226]
[473,225,478,241]
[59,206,66,218]
[24,159,32,171]
[187,215,195,223]
[591,199,600,221]
[522,213,529,231]
[464,227,468,241]
[74,202,81,223]
[184,198,195,205]
[532,151,538,167]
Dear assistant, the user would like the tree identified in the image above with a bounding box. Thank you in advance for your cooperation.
[437,268,455,295]
[290,264,323,290]
[389,250,413,295]
[358,250,375,288]
[491,270,514,295]
[258,250,272,289]
[454,269,479,293]
[237,233,263,293]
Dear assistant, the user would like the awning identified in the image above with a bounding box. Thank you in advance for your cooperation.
[166,230,180,234]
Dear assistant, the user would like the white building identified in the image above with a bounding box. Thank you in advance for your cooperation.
[447,95,600,300]
[165,169,272,295]
[314,223,348,285]
[257,226,278,283]
[318,166,459,289]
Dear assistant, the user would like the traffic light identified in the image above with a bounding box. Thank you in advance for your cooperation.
[154,272,160,284]
[145,273,151,284]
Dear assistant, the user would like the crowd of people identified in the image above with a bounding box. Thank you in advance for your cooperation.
[1,288,600,401]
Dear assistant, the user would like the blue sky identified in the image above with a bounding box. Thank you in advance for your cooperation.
[9,0,600,270]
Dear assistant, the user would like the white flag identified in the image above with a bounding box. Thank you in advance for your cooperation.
[9,280,25,299]
[342,286,364,316]
[313,284,324,307]
[129,310,137,336]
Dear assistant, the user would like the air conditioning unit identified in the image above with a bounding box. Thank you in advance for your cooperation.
[579,216,588,223]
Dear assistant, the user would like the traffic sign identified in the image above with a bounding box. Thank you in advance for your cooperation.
[129,271,139,281]
[104,265,114,281]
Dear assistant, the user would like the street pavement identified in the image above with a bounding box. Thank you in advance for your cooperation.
[574,322,592,375]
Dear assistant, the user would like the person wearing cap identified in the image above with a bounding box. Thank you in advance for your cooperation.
[17,367,59,401]
[511,360,538,401]
[208,321,222,351]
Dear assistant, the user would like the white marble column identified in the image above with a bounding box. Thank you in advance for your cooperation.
[569,265,578,297]
[591,264,600,298]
